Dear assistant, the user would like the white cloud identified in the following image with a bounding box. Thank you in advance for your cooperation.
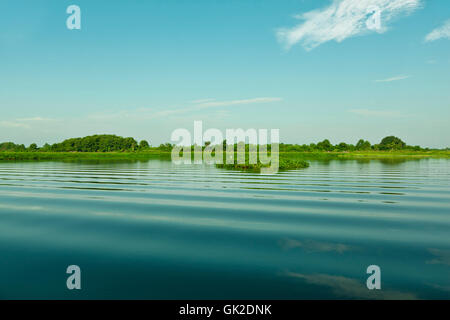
[190,99,216,104]
[87,97,282,121]
[348,109,402,117]
[0,121,30,129]
[0,117,57,130]
[277,0,422,50]
[16,117,56,122]
[375,75,410,82]
[149,97,282,118]
[195,97,282,109]
[425,20,450,42]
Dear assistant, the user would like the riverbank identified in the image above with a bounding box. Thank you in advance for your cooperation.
[1,150,449,162]
[0,151,171,161]
[282,150,450,160]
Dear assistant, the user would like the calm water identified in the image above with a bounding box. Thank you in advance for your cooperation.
[0,159,449,299]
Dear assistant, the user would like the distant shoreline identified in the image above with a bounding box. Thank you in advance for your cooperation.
[1,150,449,162]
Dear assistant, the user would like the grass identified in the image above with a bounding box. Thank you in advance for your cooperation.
[280,150,450,160]
[0,151,172,161]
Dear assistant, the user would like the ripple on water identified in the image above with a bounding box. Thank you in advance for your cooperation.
[0,159,449,299]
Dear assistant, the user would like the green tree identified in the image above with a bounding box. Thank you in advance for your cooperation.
[379,136,406,150]
[158,143,173,151]
[0,142,26,151]
[336,142,349,151]
[28,143,38,151]
[356,139,371,151]
[48,135,139,152]
[317,139,333,151]
[139,140,150,150]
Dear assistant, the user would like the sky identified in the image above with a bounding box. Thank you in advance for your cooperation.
[0,0,449,148]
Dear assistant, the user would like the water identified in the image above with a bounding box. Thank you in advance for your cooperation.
[0,158,449,299]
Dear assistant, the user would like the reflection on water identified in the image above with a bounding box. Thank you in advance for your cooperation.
[0,159,449,299]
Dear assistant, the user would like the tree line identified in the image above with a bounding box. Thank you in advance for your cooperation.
[279,136,424,152]
[0,135,437,153]
[0,135,150,152]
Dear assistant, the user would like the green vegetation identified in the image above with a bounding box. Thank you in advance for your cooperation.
[0,142,27,152]
[1,135,432,153]
[43,135,141,152]
[279,150,450,161]
[1,135,153,152]
[0,151,171,161]
[1,135,449,167]
[216,158,309,172]
[278,136,426,152]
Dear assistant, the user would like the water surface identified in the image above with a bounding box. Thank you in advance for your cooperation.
[0,159,449,299]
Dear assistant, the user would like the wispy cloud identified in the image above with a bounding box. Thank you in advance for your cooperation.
[348,109,403,117]
[0,121,30,129]
[279,239,354,254]
[277,0,422,50]
[87,97,282,121]
[190,99,216,104]
[195,97,282,109]
[375,75,410,82]
[425,20,450,42]
[152,97,282,118]
[16,117,56,122]
[427,248,450,266]
[285,272,417,299]
[87,109,154,120]
[0,117,58,129]
[427,283,450,293]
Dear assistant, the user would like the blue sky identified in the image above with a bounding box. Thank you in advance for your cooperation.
[0,0,449,147]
